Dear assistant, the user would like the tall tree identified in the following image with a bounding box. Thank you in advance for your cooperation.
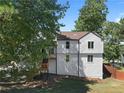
[0,0,68,81]
[102,22,120,62]
[0,0,68,65]
[74,0,108,34]
[119,18,124,63]
[119,18,124,39]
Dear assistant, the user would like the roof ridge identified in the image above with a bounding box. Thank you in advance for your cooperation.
[60,32,88,34]
[58,31,88,40]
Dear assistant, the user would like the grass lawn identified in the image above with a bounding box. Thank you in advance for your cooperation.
[1,78,124,93]
[117,66,124,71]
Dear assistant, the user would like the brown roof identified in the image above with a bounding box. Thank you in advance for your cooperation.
[57,32,88,40]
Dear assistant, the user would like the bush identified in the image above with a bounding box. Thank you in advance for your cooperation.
[0,62,40,82]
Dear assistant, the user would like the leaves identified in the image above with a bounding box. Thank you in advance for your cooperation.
[0,0,68,64]
[74,0,108,34]
[103,22,122,61]
[119,18,124,39]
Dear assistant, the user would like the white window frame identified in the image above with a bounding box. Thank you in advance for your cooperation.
[88,41,94,49]
[66,41,70,49]
[65,54,70,62]
[87,55,93,62]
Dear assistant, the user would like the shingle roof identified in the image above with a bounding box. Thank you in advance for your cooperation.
[57,32,88,40]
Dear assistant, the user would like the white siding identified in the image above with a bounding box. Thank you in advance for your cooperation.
[79,33,103,54]
[48,32,103,79]
[79,33,103,79]
[79,54,103,79]
[48,59,56,74]
[57,40,78,54]
[57,54,78,76]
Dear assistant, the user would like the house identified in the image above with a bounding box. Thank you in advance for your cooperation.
[48,32,104,79]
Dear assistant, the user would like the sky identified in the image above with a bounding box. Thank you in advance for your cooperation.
[58,0,124,31]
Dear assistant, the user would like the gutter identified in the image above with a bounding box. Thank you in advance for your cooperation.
[78,40,80,77]
[56,44,57,75]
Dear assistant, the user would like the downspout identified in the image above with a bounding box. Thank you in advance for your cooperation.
[56,42,57,75]
[78,40,80,77]
[55,32,58,75]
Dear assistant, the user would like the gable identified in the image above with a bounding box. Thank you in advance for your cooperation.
[79,32,103,41]
[57,32,102,41]
[79,32,103,54]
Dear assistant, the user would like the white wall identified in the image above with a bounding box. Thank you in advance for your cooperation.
[48,59,56,74]
[56,40,79,76]
[79,33,103,54]
[57,54,78,76]
[57,40,78,54]
[48,33,103,79]
[79,54,103,79]
[79,33,103,79]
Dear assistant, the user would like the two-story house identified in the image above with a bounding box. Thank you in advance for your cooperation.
[48,32,103,79]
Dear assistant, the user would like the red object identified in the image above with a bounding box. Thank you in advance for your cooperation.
[42,63,48,68]
[115,70,124,80]
[104,64,124,80]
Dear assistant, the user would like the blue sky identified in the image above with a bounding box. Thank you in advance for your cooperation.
[58,0,124,31]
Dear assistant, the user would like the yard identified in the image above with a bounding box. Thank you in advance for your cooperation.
[1,78,124,93]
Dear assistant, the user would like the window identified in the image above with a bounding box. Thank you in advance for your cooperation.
[49,48,55,54]
[88,41,94,49]
[87,55,93,62]
[66,41,70,49]
[66,54,70,62]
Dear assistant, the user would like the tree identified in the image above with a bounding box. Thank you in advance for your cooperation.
[119,18,124,64]
[74,0,108,34]
[119,18,124,39]
[0,0,68,81]
[102,22,120,62]
[0,0,68,65]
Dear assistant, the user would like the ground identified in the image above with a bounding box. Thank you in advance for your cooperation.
[117,66,124,71]
[0,77,124,93]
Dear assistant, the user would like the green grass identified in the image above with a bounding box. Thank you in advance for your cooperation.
[1,78,124,93]
[115,66,124,71]
[118,67,124,71]
[89,78,124,93]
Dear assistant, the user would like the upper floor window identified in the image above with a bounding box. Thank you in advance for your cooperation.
[88,41,94,49]
[66,41,70,49]
[66,54,70,62]
[87,55,93,62]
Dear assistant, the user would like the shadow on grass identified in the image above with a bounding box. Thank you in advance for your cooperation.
[1,78,97,93]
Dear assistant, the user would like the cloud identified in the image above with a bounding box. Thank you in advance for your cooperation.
[115,13,124,22]
[115,18,121,23]
[120,13,124,16]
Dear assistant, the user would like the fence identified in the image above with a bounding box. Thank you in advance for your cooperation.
[103,63,124,80]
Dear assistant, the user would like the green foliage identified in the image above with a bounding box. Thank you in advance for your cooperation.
[0,0,68,64]
[74,0,108,34]
[0,63,40,82]
[104,44,120,61]
[0,0,68,81]
[119,18,124,39]
[103,22,120,61]
[102,22,120,43]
